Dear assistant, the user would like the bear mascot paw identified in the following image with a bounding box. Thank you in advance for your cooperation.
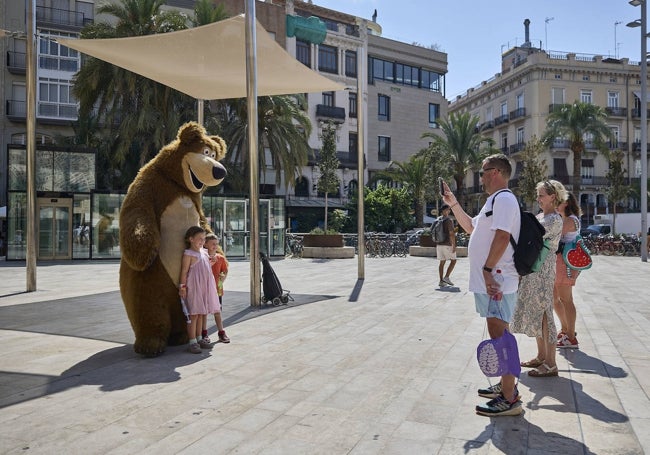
[119,121,227,357]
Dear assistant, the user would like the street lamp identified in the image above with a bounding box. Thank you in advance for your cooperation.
[628,0,648,262]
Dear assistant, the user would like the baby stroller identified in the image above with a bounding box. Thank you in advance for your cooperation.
[260,253,292,306]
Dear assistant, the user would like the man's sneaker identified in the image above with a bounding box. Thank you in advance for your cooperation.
[198,338,212,349]
[438,280,448,287]
[188,343,202,354]
[557,334,579,349]
[476,394,523,417]
[218,330,230,343]
[477,383,521,400]
[443,277,454,286]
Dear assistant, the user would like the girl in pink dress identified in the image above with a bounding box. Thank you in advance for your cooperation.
[178,226,220,354]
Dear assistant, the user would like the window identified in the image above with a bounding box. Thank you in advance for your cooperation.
[609,126,619,148]
[501,132,508,150]
[516,127,525,144]
[421,70,443,92]
[318,44,338,74]
[370,57,394,83]
[349,132,358,156]
[296,39,310,67]
[582,75,590,81]
[429,103,440,127]
[378,136,391,161]
[608,91,619,108]
[500,101,507,116]
[581,159,594,180]
[39,32,79,72]
[552,87,565,104]
[349,92,357,118]
[396,63,419,87]
[322,91,334,107]
[378,94,390,121]
[580,90,592,104]
[38,78,77,119]
[516,93,524,109]
[345,50,357,77]
[485,106,493,121]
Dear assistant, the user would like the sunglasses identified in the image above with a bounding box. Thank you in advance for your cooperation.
[479,167,497,177]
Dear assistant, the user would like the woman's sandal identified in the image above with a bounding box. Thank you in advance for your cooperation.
[528,363,559,377]
[520,357,544,368]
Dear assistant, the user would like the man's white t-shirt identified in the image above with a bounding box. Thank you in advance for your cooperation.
[467,190,521,294]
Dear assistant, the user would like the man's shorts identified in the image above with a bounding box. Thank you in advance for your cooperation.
[436,245,457,261]
[474,292,518,323]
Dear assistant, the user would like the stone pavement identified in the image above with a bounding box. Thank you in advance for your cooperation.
[0,255,649,454]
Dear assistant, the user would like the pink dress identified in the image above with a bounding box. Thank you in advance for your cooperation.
[183,249,221,315]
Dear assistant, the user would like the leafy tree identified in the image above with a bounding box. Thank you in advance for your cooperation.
[362,185,414,233]
[516,136,548,209]
[604,149,631,234]
[207,94,312,191]
[421,112,494,207]
[374,155,429,226]
[542,101,612,192]
[315,121,340,231]
[73,0,195,187]
[192,0,228,26]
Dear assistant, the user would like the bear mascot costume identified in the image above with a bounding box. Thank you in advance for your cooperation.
[119,121,227,357]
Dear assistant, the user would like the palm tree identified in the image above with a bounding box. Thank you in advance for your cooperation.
[208,94,312,190]
[192,0,228,26]
[543,101,612,192]
[73,0,194,176]
[374,156,429,227]
[421,112,493,207]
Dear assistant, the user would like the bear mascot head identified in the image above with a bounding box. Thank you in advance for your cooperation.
[119,121,226,356]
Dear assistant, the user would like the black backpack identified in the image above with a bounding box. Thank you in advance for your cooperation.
[486,190,546,276]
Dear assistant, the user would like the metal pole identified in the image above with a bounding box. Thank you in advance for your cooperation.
[641,0,648,262]
[356,46,366,278]
[245,0,261,304]
[197,99,204,125]
[26,0,37,291]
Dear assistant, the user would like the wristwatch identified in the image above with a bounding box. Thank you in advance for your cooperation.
[482,266,493,273]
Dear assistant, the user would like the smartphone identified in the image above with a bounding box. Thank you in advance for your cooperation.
[438,177,445,195]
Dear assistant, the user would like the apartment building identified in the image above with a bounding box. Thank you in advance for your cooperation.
[1,0,98,260]
[215,0,448,229]
[448,19,647,223]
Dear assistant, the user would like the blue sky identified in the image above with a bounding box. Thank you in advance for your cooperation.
[313,0,643,100]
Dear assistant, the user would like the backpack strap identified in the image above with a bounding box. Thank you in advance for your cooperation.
[484,189,517,249]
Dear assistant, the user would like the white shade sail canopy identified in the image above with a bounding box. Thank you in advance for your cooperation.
[57,14,343,100]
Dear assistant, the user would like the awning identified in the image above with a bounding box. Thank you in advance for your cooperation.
[57,14,343,100]
[286,199,346,208]
[633,91,649,103]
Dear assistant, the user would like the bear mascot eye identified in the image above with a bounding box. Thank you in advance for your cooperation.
[203,147,216,159]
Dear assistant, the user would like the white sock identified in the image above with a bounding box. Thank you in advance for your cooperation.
[189,338,197,345]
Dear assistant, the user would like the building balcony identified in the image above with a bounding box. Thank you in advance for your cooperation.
[36,5,93,30]
[6,99,78,124]
[632,108,650,119]
[509,107,526,121]
[500,146,509,154]
[316,104,346,121]
[548,103,566,113]
[494,114,509,126]
[508,142,526,155]
[6,100,26,121]
[308,151,359,168]
[605,107,627,117]
[7,51,26,74]
[550,139,570,149]
[480,120,494,130]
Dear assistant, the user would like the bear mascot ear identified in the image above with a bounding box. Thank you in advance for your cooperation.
[178,121,205,145]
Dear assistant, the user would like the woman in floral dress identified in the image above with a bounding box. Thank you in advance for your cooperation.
[511,180,566,377]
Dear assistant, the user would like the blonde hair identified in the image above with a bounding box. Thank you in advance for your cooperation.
[536,179,567,207]
[204,232,226,257]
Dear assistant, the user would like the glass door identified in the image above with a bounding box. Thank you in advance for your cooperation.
[223,200,248,257]
[37,197,73,260]
[259,199,270,257]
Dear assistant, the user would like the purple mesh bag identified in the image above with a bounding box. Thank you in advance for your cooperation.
[477,329,521,377]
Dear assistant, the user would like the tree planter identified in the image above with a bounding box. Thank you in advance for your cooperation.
[302,234,344,248]
[419,236,435,247]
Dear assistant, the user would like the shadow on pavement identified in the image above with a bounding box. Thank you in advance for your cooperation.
[558,348,628,378]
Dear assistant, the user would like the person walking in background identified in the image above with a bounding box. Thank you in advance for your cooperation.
[178,226,221,354]
[204,233,230,344]
[442,154,522,417]
[512,180,566,377]
[554,192,582,349]
[436,204,457,287]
